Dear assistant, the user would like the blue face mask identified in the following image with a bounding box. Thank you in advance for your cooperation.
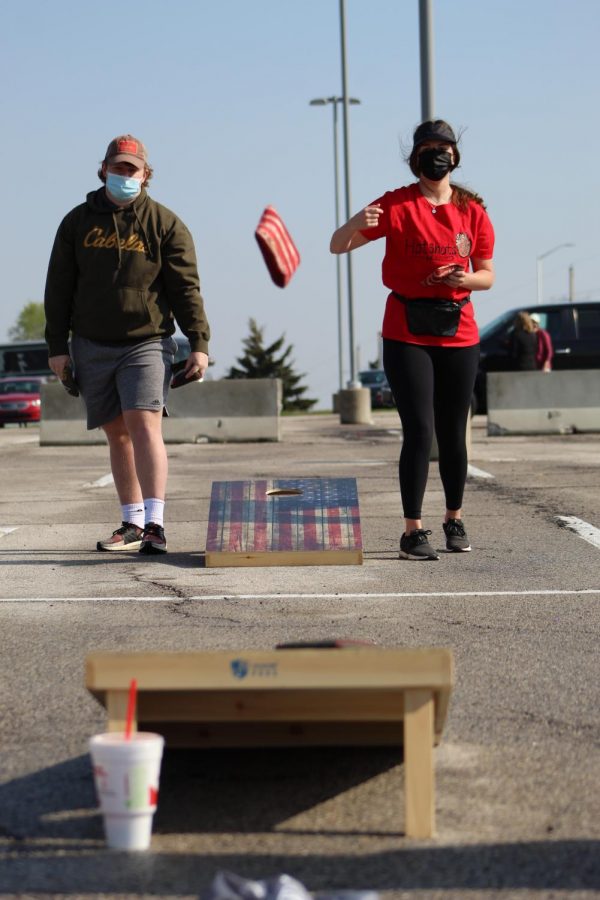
[106,172,142,202]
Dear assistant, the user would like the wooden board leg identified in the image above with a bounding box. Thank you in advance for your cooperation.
[404,688,435,838]
[106,690,133,734]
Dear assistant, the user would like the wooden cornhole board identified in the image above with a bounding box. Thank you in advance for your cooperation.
[86,647,454,838]
[204,477,363,567]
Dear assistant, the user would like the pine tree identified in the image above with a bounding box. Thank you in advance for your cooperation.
[226,319,317,412]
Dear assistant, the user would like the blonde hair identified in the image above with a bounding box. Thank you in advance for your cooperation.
[514,311,536,333]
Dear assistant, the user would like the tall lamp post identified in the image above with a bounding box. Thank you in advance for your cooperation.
[419,0,435,119]
[536,243,574,304]
[339,0,361,388]
[309,96,361,391]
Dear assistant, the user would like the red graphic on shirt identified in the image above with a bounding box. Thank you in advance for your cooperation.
[117,140,138,154]
[149,786,159,805]
[455,232,472,258]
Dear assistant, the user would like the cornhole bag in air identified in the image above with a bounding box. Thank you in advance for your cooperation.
[254,206,301,287]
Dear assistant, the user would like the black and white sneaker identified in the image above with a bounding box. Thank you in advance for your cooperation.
[399,529,440,561]
[443,518,471,552]
[97,521,143,552]
[139,522,168,554]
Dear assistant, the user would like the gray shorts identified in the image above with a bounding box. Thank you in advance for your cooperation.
[70,334,177,430]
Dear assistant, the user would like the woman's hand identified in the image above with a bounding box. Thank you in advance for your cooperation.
[442,268,469,288]
[330,205,384,253]
[351,204,384,230]
[442,258,495,291]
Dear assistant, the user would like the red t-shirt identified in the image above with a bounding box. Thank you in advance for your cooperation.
[361,183,495,347]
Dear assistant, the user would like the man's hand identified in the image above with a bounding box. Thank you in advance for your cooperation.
[49,354,71,379]
[183,351,209,380]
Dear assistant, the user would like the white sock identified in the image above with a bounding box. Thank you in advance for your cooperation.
[122,503,145,529]
[144,498,165,527]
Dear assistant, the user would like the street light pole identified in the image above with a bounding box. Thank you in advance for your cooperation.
[339,0,359,387]
[568,265,575,303]
[309,96,360,391]
[536,243,575,304]
[419,0,435,120]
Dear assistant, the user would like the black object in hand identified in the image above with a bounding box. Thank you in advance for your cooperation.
[61,365,79,397]
[170,359,203,389]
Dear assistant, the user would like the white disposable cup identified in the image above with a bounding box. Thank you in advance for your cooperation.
[89,731,164,851]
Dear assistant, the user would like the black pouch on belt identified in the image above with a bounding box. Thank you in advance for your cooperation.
[392,293,471,337]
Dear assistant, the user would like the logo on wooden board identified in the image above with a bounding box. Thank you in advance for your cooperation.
[230,658,278,679]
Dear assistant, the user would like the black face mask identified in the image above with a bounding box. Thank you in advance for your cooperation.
[418,148,454,181]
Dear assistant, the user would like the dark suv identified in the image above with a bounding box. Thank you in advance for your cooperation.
[474,301,600,413]
[358,369,394,408]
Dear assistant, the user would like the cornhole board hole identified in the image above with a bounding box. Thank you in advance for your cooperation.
[86,646,454,838]
[205,477,363,567]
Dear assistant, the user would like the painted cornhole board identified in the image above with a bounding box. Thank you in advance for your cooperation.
[205,477,363,567]
[86,646,454,838]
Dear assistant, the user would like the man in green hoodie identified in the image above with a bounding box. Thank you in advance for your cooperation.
[44,134,211,555]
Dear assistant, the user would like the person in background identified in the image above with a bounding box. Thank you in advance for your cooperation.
[44,134,210,554]
[531,313,554,371]
[330,119,495,560]
[510,312,538,370]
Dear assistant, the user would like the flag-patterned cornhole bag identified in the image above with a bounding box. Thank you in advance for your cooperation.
[254,206,301,288]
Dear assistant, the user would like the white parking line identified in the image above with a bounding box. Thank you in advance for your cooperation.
[83,473,114,488]
[467,464,494,479]
[1,589,599,603]
[300,460,385,467]
[0,526,17,537]
[555,516,600,550]
[198,589,596,599]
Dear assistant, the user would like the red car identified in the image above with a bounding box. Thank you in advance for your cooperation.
[0,376,44,427]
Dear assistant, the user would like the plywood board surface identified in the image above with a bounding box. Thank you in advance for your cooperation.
[205,477,362,566]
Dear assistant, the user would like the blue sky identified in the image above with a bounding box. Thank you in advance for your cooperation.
[1,0,597,407]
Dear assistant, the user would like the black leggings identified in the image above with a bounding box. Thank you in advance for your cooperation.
[383,339,480,519]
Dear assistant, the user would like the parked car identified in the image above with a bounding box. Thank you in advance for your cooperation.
[0,376,45,427]
[474,301,600,413]
[358,369,395,408]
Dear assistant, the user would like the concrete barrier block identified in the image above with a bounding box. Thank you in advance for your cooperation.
[487,371,600,434]
[338,387,373,425]
[40,379,282,445]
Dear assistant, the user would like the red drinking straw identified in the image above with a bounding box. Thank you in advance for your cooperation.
[124,678,137,741]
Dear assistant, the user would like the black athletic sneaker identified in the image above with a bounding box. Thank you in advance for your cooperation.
[139,522,168,554]
[399,529,439,561]
[443,518,471,552]
[97,522,143,552]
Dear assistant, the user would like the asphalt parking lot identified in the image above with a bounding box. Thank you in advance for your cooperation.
[0,412,599,899]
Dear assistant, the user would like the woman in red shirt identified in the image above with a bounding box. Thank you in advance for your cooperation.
[331,120,495,560]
